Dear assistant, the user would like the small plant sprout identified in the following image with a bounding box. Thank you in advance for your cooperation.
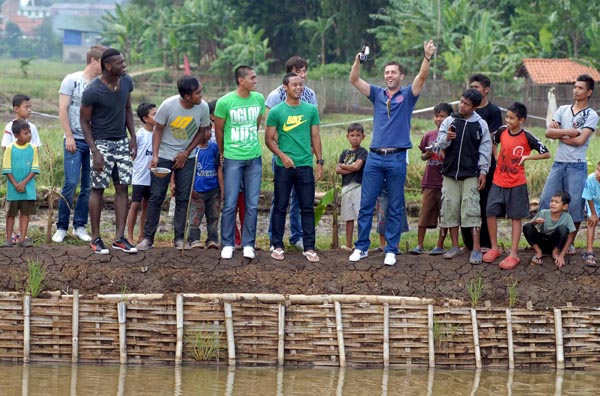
[507,278,518,308]
[467,274,484,308]
[25,258,46,297]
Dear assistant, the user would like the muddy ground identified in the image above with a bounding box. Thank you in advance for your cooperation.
[1,243,599,309]
[0,194,598,309]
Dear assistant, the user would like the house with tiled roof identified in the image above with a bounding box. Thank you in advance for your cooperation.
[516,58,600,85]
[515,59,600,118]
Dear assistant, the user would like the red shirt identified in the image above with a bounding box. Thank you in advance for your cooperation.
[492,126,548,188]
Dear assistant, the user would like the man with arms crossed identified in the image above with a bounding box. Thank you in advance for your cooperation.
[539,74,599,250]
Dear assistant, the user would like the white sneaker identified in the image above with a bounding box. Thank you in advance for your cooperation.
[384,253,397,266]
[52,229,67,243]
[136,238,153,251]
[72,227,92,242]
[243,246,256,259]
[349,249,368,262]
[221,246,234,259]
[293,239,304,251]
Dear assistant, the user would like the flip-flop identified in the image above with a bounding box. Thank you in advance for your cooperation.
[303,251,320,263]
[583,252,597,267]
[530,255,543,265]
[271,249,284,261]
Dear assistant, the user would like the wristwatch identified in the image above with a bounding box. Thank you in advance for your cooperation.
[316,159,325,165]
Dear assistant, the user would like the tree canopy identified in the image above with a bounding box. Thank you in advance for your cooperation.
[96,0,600,83]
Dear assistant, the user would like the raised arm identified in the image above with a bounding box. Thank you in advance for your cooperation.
[349,53,370,97]
[411,40,437,97]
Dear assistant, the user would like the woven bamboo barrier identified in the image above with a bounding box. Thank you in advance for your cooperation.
[2,292,600,369]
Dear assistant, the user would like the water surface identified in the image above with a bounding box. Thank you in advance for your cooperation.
[1,364,599,395]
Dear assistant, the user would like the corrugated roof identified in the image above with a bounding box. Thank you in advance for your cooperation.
[516,58,600,85]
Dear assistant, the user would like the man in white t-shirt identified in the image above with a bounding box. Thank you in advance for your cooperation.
[539,74,599,249]
[136,76,211,251]
[52,45,105,243]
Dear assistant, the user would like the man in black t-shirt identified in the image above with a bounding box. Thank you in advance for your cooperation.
[460,73,503,251]
[81,48,137,255]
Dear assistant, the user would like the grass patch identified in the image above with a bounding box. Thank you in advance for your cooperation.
[467,274,484,308]
[186,327,225,362]
[25,257,46,297]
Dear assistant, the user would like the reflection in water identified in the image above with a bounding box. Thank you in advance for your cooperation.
[0,363,599,395]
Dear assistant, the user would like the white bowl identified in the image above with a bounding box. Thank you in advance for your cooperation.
[151,167,171,178]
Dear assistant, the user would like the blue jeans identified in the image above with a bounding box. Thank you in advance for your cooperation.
[539,161,587,222]
[355,150,407,254]
[271,165,315,250]
[56,139,91,230]
[143,157,195,243]
[221,156,262,248]
[268,156,302,244]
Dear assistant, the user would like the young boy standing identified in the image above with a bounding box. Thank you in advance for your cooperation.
[410,102,453,255]
[336,123,367,250]
[523,191,576,268]
[482,102,550,269]
[187,126,223,249]
[437,89,492,265]
[126,103,156,244]
[1,120,39,247]
[581,161,600,266]
[3,94,42,148]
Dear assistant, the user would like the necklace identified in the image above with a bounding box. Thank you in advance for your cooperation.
[102,76,120,92]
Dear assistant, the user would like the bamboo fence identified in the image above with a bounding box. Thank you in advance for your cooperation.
[1,291,600,369]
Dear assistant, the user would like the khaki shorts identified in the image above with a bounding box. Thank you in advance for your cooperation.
[418,188,442,228]
[7,200,36,216]
[440,176,480,228]
[341,182,361,221]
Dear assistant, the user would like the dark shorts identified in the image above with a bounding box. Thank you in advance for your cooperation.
[486,184,530,219]
[91,138,132,189]
[7,200,36,216]
[131,185,151,203]
[418,188,442,228]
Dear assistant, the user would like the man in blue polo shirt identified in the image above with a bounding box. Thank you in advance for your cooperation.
[348,39,436,266]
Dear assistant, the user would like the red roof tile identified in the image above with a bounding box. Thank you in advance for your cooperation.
[516,58,600,85]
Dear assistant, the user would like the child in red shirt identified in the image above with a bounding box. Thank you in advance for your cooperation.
[482,102,550,269]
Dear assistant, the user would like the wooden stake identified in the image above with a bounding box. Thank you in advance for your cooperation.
[23,295,30,363]
[71,289,79,364]
[506,308,514,369]
[428,305,435,368]
[471,308,482,369]
[224,302,235,366]
[383,303,390,368]
[175,294,184,365]
[117,301,127,364]
[334,301,346,367]
[554,308,564,370]
[277,303,285,366]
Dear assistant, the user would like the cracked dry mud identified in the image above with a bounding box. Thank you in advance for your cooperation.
[1,245,599,309]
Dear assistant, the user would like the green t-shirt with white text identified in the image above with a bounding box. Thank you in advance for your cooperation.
[266,101,320,168]
[215,91,265,160]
